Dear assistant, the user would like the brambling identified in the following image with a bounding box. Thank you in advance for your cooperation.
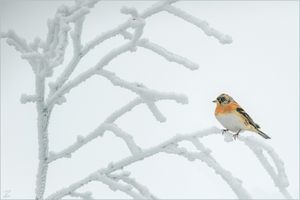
[213,93,271,139]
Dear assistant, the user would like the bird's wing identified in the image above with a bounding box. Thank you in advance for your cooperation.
[236,107,260,129]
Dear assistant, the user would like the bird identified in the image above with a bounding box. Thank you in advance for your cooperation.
[213,93,271,139]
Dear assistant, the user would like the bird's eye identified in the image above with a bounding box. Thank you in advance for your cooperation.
[220,97,226,102]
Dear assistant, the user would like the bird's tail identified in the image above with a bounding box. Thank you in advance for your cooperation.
[256,129,271,139]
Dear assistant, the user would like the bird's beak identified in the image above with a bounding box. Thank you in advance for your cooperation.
[212,100,217,103]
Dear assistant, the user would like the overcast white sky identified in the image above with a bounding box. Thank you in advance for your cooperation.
[1,0,299,199]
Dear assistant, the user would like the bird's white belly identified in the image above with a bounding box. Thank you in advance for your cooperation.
[216,113,246,132]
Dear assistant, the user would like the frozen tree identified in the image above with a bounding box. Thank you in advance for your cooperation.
[0,0,293,199]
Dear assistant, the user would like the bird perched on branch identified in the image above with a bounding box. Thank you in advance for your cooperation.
[213,93,271,139]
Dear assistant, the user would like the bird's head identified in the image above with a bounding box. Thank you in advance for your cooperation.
[213,93,234,105]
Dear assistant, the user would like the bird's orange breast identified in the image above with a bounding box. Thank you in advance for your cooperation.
[215,102,239,115]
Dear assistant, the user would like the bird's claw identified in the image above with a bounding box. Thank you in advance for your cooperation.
[233,131,240,140]
[233,134,238,140]
[221,129,228,135]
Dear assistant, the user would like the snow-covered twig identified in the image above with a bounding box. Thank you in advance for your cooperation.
[0,30,30,53]
[70,16,84,55]
[47,124,106,162]
[47,6,88,67]
[108,171,158,199]
[46,1,195,101]
[164,5,232,44]
[81,0,178,56]
[189,138,251,199]
[120,7,145,51]
[47,127,292,200]
[98,69,188,103]
[44,0,230,107]
[144,100,167,122]
[105,124,142,155]
[48,6,144,100]
[81,22,129,56]
[46,12,145,107]
[47,94,186,163]
[20,94,38,104]
[47,5,149,107]
[140,0,178,19]
[121,31,199,70]
[46,14,70,69]
[98,69,188,122]
[46,127,231,200]
[162,137,251,199]
[166,146,251,199]
[65,7,90,23]
[47,98,142,163]
[69,191,94,200]
[70,0,99,12]
[95,173,146,199]
[238,136,292,199]
[220,131,292,199]
[48,16,85,97]
[46,41,133,107]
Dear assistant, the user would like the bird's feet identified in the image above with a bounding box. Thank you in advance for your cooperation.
[233,130,241,140]
[233,133,239,140]
[221,129,229,135]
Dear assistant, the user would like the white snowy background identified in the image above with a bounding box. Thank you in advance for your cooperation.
[1,0,299,199]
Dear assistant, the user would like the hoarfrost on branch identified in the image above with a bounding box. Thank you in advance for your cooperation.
[1,0,292,199]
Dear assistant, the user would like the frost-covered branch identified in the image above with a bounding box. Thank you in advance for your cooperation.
[47,127,241,200]
[120,7,145,51]
[46,15,145,108]
[0,30,30,53]
[190,138,251,198]
[48,93,187,163]
[47,70,189,162]
[46,41,133,107]
[164,5,232,44]
[47,0,227,107]
[47,6,143,99]
[238,136,292,199]
[1,3,98,199]
[0,0,91,77]
[98,69,188,122]
[220,132,292,199]
[3,0,290,199]
[45,0,180,105]
[105,124,142,155]
[69,191,94,200]
[108,171,158,199]
[47,127,292,200]
[35,75,49,200]
[42,0,230,108]
[20,94,38,104]
[0,31,43,74]
[47,13,85,98]
[47,98,142,162]
[80,0,178,56]
[121,31,199,70]
[164,139,251,199]
[44,6,90,69]
[98,69,188,104]
[95,173,146,199]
